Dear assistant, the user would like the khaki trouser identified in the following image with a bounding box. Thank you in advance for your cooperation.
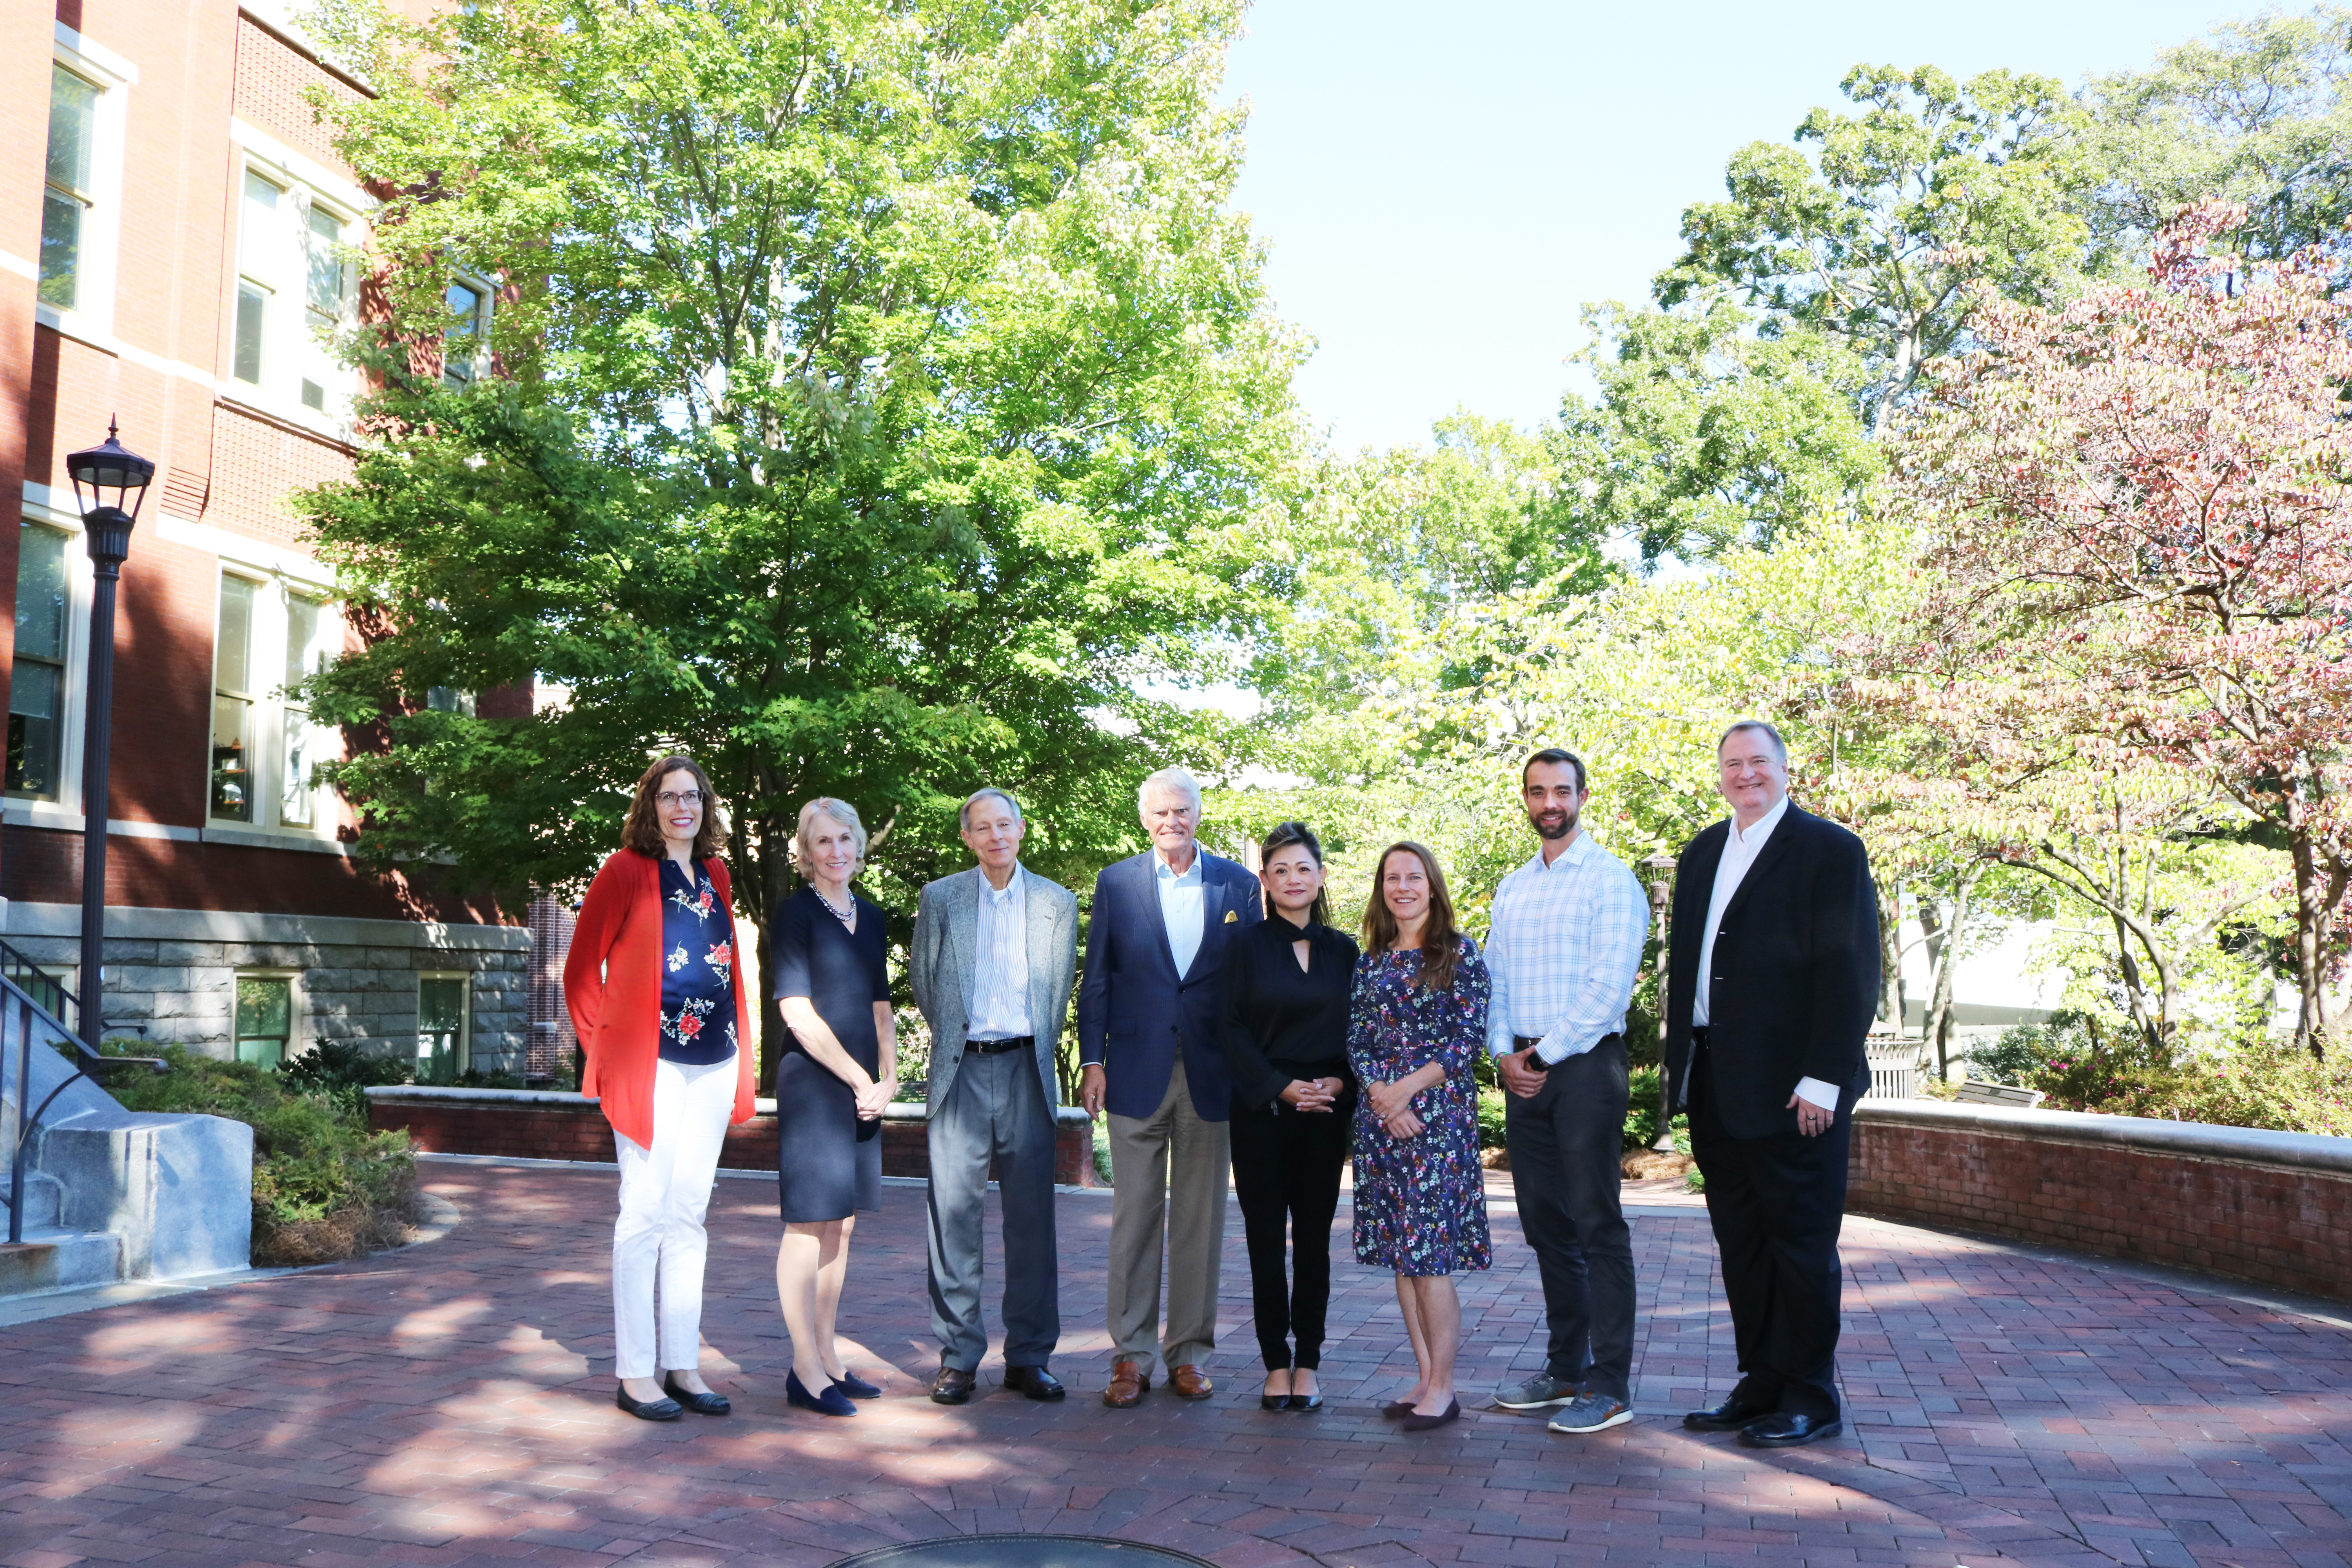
[1105,1055,1229,1371]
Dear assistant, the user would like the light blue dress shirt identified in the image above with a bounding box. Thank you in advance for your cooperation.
[1483,831,1649,1064]
[1154,849,1207,978]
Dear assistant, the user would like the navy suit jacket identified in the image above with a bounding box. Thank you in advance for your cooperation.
[1077,848,1263,1122]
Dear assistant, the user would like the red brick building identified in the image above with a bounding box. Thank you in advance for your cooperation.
[0,0,528,1071]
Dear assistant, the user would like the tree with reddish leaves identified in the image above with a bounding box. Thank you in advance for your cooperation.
[1883,201,2352,1057]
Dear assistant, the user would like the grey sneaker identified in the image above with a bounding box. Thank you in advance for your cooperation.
[1548,1392,1634,1434]
[1492,1372,1581,1411]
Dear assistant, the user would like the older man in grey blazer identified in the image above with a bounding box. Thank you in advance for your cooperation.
[910,786,1080,1404]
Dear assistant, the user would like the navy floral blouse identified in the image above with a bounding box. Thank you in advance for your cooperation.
[657,857,738,1065]
[1347,939,1493,1276]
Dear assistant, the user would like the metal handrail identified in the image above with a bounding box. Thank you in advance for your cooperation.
[1,939,169,1245]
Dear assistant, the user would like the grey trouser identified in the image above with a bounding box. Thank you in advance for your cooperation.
[926,1047,1061,1372]
[1105,1054,1229,1372]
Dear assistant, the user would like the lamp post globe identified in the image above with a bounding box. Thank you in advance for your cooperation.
[62,417,152,1050]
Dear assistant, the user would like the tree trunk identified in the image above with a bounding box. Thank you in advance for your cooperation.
[1875,879,1904,1029]
[2288,823,2343,1061]
[1920,867,1981,1081]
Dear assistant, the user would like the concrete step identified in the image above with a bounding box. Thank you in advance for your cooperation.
[0,1229,123,1297]
[0,1172,63,1230]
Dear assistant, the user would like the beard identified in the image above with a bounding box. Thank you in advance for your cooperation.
[1529,806,1577,841]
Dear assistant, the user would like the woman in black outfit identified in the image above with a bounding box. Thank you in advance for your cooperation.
[772,796,897,1418]
[1219,820,1358,1412]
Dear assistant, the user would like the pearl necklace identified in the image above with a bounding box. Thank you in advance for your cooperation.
[814,886,857,928]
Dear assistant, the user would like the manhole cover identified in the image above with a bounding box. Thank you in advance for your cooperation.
[828,1535,1219,1568]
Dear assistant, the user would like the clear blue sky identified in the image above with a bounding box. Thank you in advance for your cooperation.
[1221,0,2281,452]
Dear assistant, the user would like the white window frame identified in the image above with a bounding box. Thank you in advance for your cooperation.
[233,968,305,1067]
[223,120,372,442]
[441,272,495,390]
[2,490,96,831]
[188,531,343,848]
[417,971,471,1079]
[35,27,134,343]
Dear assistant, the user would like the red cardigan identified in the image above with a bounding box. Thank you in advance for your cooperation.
[563,849,758,1150]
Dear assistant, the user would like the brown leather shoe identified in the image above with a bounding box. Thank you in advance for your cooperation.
[1102,1359,1151,1408]
[929,1363,976,1405]
[1170,1364,1213,1399]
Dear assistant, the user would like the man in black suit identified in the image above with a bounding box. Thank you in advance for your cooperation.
[1077,765,1263,1407]
[1664,720,1878,1448]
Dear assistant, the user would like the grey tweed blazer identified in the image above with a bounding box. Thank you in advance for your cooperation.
[909,864,1078,1113]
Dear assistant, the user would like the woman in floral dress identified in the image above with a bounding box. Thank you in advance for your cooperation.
[1349,841,1492,1431]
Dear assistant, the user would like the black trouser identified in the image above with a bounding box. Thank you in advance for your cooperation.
[1228,1087,1352,1370]
[1686,1040,1852,1421]
[1502,1035,1636,1401]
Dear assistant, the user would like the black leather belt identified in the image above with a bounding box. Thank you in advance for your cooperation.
[965,1036,1033,1055]
[1511,1031,1621,1071]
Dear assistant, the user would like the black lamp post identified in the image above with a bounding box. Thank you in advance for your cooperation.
[1642,850,1678,1151]
[64,418,151,1051]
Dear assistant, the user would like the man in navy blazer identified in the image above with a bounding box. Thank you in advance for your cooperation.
[1078,765,1262,1407]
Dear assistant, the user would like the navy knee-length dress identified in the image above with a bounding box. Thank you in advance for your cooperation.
[772,886,890,1222]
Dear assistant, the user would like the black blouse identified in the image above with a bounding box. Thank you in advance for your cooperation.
[1217,914,1360,1109]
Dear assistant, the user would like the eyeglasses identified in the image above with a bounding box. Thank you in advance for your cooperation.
[656,790,703,807]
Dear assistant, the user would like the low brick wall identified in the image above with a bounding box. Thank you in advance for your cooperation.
[366,1086,1101,1187]
[1849,1099,2352,1303]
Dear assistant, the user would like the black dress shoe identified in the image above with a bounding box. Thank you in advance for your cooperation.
[930,1364,976,1405]
[1682,1398,1777,1432]
[616,1384,682,1421]
[1739,1412,1842,1448]
[661,1375,731,1416]
[1005,1365,1066,1401]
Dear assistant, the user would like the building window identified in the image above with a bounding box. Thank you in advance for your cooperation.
[8,524,71,800]
[230,165,355,418]
[418,974,469,1082]
[443,279,489,388]
[211,574,259,821]
[212,571,337,831]
[40,65,101,311]
[236,974,294,1066]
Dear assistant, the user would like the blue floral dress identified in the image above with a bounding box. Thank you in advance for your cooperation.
[1348,940,1493,1276]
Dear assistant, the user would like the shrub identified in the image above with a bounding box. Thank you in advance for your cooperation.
[1624,1065,1667,1151]
[103,1043,421,1266]
[1971,1012,2098,1087]
[2032,1034,2352,1135]
[1477,1083,1507,1150]
[278,1037,414,1117]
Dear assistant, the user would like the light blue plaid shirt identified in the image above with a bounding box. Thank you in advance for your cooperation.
[1483,832,1650,1063]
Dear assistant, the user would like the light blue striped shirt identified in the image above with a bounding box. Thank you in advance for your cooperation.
[1483,832,1650,1063]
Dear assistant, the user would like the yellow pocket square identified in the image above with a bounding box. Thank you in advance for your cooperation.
[1224,909,1240,923]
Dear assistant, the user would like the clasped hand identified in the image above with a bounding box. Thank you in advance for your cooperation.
[1363,1076,1424,1140]
[854,1076,897,1120]
[1279,1077,1344,1112]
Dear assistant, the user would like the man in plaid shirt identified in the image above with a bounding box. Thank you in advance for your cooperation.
[1484,748,1651,1435]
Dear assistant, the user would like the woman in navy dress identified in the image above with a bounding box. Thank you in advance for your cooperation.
[1348,840,1491,1432]
[771,797,896,1417]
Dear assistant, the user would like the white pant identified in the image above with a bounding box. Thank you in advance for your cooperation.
[612,1053,736,1379]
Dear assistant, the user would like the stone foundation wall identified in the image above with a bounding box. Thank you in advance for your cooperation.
[1849,1100,2352,1303]
[3,903,532,1072]
[368,1086,1103,1187]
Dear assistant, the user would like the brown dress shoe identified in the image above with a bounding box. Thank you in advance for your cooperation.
[1103,1359,1151,1407]
[929,1363,976,1405]
[1169,1364,1213,1399]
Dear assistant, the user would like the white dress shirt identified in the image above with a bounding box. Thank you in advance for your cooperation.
[1154,849,1207,978]
[967,868,1033,1040]
[1483,832,1649,1063]
[1691,795,1838,1112]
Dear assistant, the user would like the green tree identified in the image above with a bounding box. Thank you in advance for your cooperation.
[1656,64,2091,413]
[300,0,1301,1073]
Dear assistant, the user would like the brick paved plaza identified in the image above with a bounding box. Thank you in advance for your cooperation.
[2,1160,2348,1568]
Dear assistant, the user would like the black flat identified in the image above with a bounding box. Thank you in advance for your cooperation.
[661,1374,731,1416]
[829,1369,882,1400]
[616,1384,682,1422]
[1285,1392,1323,1412]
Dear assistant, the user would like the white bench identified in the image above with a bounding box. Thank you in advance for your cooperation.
[1954,1079,2045,1109]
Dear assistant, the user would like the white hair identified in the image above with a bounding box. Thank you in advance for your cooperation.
[794,796,867,869]
[959,787,1022,830]
[1136,766,1202,813]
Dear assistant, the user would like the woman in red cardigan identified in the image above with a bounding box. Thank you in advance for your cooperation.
[563,753,757,1421]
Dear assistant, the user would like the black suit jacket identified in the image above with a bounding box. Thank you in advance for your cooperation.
[1075,849,1264,1121]
[1663,803,1878,1140]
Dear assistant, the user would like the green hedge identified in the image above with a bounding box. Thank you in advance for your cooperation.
[103,1042,421,1266]
[1967,1014,2352,1136]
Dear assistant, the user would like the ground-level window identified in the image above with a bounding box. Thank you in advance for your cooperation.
[418,973,468,1083]
[235,974,294,1066]
[8,523,71,799]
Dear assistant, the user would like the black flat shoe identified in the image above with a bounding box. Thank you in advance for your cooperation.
[616,1385,682,1422]
[1259,1381,1289,1411]
[828,1369,882,1400]
[661,1374,731,1416]
[1682,1398,1777,1432]
[1285,1392,1323,1412]
[786,1370,857,1417]
[1738,1412,1842,1448]
[1402,1397,1461,1432]
[1381,1399,1416,1419]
